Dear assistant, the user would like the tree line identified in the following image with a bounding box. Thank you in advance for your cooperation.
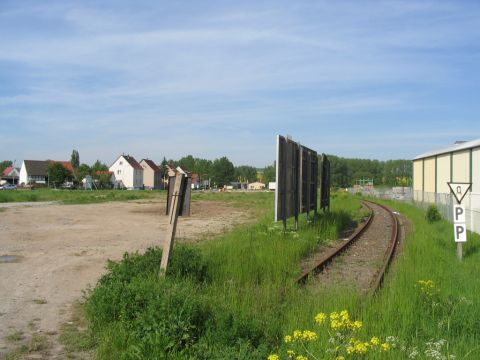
[1,152,412,190]
[162,155,271,187]
[326,155,412,188]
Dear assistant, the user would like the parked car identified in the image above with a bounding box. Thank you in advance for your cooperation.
[0,184,17,190]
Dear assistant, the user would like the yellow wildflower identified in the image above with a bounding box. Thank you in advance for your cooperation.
[314,312,326,324]
[293,330,302,340]
[335,357,345,360]
[296,356,308,360]
[346,346,355,354]
[301,330,318,341]
[287,349,295,358]
[330,311,339,320]
[351,320,362,330]
[284,335,292,343]
[381,343,391,351]
[330,319,342,330]
[267,354,279,360]
[370,336,380,346]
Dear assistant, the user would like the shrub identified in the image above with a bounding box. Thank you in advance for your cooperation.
[425,204,442,223]
[85,244,271,359]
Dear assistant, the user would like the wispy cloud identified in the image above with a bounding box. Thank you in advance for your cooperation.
[1,0,480,165]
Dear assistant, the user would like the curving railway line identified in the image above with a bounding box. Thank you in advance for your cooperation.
[297,200,400,294]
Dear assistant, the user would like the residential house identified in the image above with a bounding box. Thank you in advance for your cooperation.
[1,166,20,185]
[248,181,266,190]
[109,154,143,189]
[140,159,163,189]
[19,160,74,185]
[230,181,248,190]
[191,173,201,189]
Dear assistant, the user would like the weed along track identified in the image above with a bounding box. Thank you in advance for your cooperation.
[298,200,400,293]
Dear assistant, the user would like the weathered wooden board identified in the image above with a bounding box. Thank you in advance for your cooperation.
[166,175,191,216]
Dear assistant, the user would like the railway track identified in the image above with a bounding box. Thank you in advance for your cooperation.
[297,200,400,293]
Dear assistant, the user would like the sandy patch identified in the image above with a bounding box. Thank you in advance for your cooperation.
[0,199,251,358]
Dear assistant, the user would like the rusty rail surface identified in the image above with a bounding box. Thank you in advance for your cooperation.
[365,200,400,293]
[297,200,400,294]
[296,202,373,284]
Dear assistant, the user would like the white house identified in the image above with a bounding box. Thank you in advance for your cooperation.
[109,155,144,189]
[19,160,74,185]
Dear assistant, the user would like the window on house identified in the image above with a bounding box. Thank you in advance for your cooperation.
[119,161,123,165]
[118,170,121,175]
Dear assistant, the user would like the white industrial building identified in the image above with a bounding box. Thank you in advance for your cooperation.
[413,139,480,233]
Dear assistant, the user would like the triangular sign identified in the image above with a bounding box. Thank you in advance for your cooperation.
[447,182,472,204]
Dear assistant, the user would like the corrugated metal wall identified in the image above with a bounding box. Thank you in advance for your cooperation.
[412,146,479,234]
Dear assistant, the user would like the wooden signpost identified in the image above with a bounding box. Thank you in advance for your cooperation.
[448,182,472,261]
[160,172,186,276]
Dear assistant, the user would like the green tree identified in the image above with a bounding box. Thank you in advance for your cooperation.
[234,165,257,183]
[263,163,276,184]
[195,158,212,178]
[90,160,111,188]
[76,163,91,181]
[178,155,196,172]
[325,155,412,188]
[71,150,80,169]
[96,173,113,189]
[211,156,235,187]
[91,160,108,173]
[160,157,168,170]
[48,162,73,188]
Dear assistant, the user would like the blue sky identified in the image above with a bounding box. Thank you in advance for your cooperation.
[1,0,479,167]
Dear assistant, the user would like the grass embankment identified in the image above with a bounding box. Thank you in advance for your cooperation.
[0,189,164,204]
[80,193,480,359]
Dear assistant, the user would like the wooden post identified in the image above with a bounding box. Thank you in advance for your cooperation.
[457,243,463,261]
[160,173,185,277]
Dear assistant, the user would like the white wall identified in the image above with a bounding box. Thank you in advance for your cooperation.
[109,156,144,189]
[110,156,132,189]
[19,161,27,185]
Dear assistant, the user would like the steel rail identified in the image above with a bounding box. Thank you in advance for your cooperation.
[296,202,373,284]
[297,200,400,294]
[365,200,399,293]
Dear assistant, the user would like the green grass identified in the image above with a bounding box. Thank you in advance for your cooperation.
[6,330,24,342]
[82,192,480,359]
[59,302,95,356]
[32,298,48,305]
[0,189,165,204]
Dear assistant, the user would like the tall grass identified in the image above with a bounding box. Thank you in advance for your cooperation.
[83,193,480,359]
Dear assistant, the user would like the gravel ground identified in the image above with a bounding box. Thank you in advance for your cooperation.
[0,199,252,359]
[309,202,405,293]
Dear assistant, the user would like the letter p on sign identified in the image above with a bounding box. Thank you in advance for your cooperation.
[453,204,467,243]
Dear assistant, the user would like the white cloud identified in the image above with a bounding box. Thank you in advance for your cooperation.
[1,0,479,165]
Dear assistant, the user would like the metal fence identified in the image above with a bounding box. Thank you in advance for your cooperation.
[413,190,480,234]
[349,186,480,235]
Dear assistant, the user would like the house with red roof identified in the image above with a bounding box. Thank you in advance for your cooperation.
[109,154,144,189]
[140,159,163,189]
[1,166,20,185]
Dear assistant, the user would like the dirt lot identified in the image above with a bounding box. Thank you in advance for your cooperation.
[0,198,252,358]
